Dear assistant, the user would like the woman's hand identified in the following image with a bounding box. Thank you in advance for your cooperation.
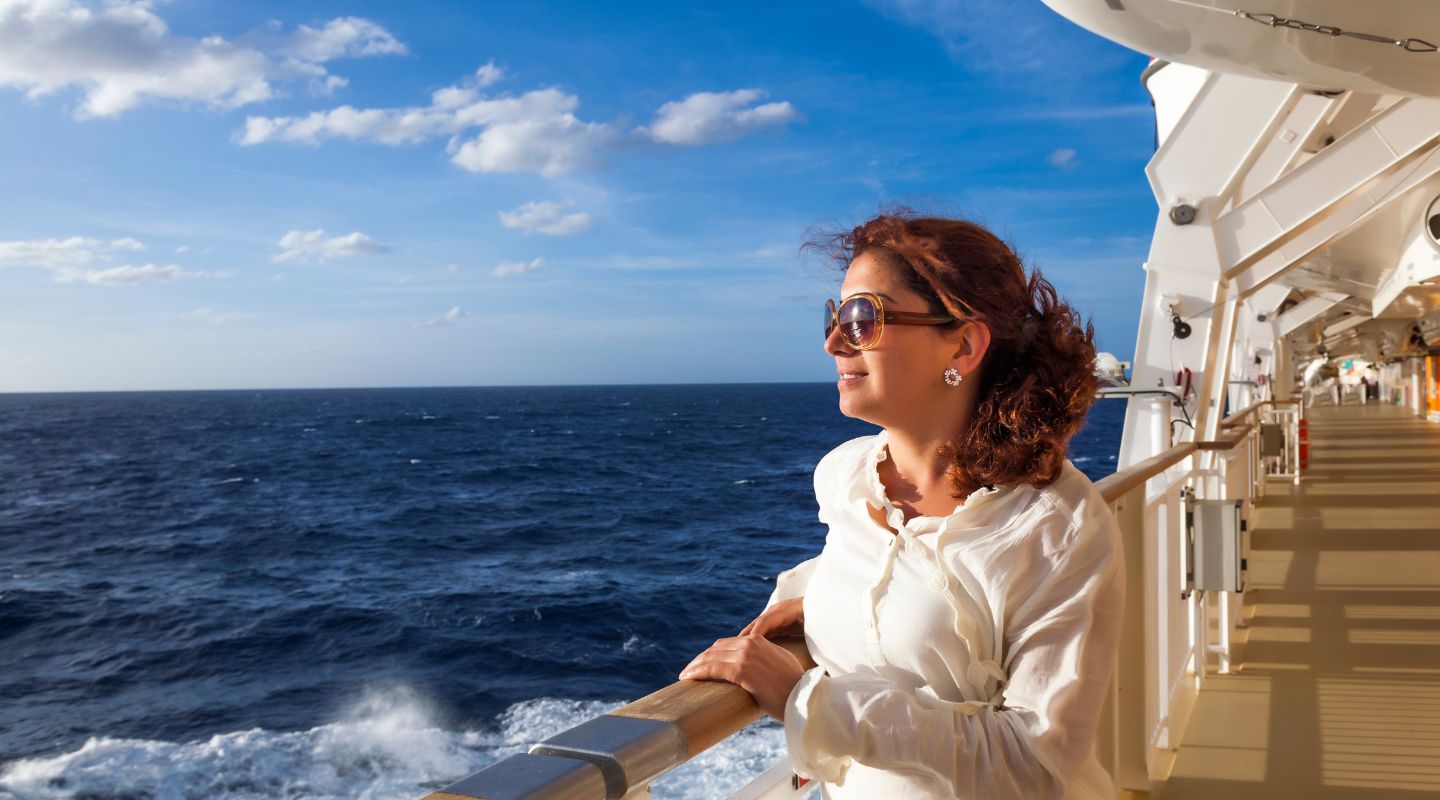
[678,634,805,722]
[739,597,804,639]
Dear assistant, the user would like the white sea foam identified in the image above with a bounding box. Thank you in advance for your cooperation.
[0,686,793,800]
[0,685,487,800]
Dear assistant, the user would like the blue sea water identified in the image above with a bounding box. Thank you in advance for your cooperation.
[0,383,1123,799]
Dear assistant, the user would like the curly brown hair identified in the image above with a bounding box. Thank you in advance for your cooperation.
[811,210,1099,498]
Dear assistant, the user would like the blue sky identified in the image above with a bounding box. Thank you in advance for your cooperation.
[0,0,1157,392]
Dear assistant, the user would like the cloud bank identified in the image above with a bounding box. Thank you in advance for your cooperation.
[0,235,201,284]
[240,66,797,177]
[0,0,405,118]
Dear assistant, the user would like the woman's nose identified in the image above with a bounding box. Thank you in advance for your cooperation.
[824,323,856,357]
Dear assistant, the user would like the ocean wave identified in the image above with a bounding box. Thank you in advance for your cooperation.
[0,685,487,800]
[0,686,791,800]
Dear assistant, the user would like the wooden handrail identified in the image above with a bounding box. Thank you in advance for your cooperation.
[1219,400,1265,429]
[421,639,817,800]
[611,638,816,759]
[1197,422,1254,451]
[1095,442,1197,504]
[1219,397,1298,429]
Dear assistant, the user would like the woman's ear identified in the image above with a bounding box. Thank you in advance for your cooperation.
[950,320,991,373]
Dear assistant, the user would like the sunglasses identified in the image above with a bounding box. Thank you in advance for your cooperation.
[824,292,960,350]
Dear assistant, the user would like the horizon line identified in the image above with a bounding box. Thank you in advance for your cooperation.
[0,379,845,397]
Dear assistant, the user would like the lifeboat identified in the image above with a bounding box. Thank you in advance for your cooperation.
[1041,0,1440,97]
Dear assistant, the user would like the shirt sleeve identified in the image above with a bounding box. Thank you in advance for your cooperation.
[765,557,819,610]
[782,495,1125,799]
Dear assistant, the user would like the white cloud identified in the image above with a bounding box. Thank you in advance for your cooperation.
[492,257,545,278]
[450,110,614,177]
[175,244,191,255]
[416,306,466,327]
[242,82,617,177]
[0,234,233,285]
[240,67,796,177]
[0,236,143,268]
[1047,147,1078,169]
[474,61,504,88]
[499,200,593,236]
[57,263,190,285]
[0,0,405,118]
[646,89,798,145]
[281,17,407,62]
[273,229,389,263]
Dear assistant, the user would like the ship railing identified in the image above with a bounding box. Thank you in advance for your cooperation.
[419,400,1299,800]
[1095,397,1297,795]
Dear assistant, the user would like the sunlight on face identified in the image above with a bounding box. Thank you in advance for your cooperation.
[829,253,965,429]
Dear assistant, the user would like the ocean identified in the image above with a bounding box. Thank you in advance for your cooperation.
[0,383,1124,799]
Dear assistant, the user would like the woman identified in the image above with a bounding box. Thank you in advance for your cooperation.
[679,212,1124,799]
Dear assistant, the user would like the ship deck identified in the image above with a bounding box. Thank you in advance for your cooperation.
[1160,403,1440,799]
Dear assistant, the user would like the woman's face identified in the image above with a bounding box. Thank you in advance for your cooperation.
[827,252,973,429]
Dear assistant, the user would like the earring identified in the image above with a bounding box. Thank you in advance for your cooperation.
[943,368,963,386]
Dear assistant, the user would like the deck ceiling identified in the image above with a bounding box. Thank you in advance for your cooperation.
[1269,164,1440,360]
[1272,170,1440,305]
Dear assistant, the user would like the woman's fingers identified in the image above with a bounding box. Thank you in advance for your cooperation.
[680,637,746,680]
[740,597,805,639]
[677,635,805,721]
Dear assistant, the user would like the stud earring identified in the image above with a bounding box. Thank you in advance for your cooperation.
[943,368,963,386]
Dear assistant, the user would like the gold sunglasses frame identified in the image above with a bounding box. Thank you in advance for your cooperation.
[825,291,961,351]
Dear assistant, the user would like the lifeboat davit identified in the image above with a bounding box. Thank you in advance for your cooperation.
[1041,0,1440,97]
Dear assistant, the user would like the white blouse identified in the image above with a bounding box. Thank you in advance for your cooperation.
[767,431,1124,800]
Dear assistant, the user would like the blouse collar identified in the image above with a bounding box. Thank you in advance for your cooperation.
[851,429,1021,536]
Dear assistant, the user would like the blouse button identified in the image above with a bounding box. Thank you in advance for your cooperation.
[967,663,989,688]
[926,570,947,592]
[956,614,978,640]
[906,541,923,557]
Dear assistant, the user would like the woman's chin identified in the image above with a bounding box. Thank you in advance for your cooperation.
[836,391,880,425]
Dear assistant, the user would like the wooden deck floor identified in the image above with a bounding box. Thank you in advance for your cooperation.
[1160,404,1440,799]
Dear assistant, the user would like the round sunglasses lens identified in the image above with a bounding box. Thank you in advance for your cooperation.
[838,297,878,347]
[824,299,837,339]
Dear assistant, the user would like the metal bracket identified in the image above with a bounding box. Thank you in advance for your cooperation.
[437,753,607,800]
[530,715,687,800]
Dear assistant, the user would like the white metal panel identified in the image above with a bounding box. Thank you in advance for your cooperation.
[1216,98,1440,274]
[1221,92,1335,212]
[1147,74,1300,210]
[1276,292,1348,337]
[1231,146,1440,298]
